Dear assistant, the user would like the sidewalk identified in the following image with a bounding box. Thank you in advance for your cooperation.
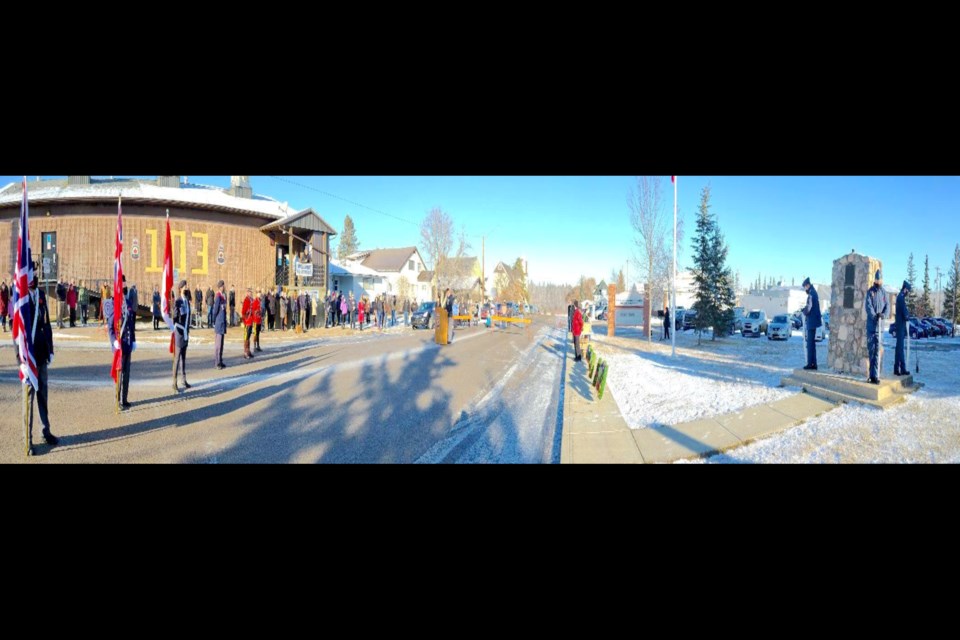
[560,343,838,463]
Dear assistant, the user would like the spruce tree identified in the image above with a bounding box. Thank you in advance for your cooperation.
[920,254,932,318]
[337,215,360,262]
[689,185,733,343]
[905,253,918,315]
[943,244,960,335]
[709,215,735,339]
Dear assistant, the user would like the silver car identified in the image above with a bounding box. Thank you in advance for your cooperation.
[767,314,792,340]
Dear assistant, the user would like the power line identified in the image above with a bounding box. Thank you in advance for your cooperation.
[266,176,419,227]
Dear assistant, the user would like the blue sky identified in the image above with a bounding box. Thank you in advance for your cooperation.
[7,175,960,291]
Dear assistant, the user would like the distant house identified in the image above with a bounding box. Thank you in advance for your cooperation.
[330,246,429,301]
[444,256,484,302]
[492,261,525,302]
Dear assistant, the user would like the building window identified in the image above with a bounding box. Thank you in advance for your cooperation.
[409,260,415,271]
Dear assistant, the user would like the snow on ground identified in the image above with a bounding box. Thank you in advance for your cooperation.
[692,335,960,463]
[591,326,812,428]
[590,323,960,462]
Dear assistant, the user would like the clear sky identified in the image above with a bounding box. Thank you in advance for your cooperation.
[6,175,960,292]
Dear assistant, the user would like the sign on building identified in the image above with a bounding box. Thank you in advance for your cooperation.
[296,262,314,277]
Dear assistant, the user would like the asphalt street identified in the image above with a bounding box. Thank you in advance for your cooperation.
[0,317,565,463]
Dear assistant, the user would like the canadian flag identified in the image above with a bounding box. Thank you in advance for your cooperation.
[160,210,175,353]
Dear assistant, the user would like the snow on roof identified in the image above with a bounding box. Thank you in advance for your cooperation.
[0,178,295,220]
[330,259,382,278]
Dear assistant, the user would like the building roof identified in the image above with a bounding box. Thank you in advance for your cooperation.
[494,261,520,283]
[329,259,382,278]
[446,256,479,272]
[0,177,309,222]
[418,270,434,283]
[349,246,420,272]
[259,208,337,235]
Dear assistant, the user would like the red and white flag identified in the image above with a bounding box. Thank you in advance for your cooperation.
[111,195,124,383]
[160,210,175,353]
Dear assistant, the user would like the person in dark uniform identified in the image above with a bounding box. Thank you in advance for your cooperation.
[194,284,203,329]
[893,280,912,376]
[205,285,215,330]
[107,277,137,409]
[212,279,227,369]
[662,306,671,340]
[152,284,162,330]
[16,264,58,455]
[228,284,237,327]
[172,280,192,392]
[801,277,822,370]
[865,269,889,384]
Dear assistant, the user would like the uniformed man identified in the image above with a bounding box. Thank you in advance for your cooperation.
[107,276,137,409]
[893,280,912,376]
[801,277,822,370]
[212,279,228,370]
[172,280,192,392]
[228,284,237,327]
[865,269,889,384]
[15,264,58,455]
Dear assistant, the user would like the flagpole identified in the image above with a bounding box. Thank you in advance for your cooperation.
[672,175,677,358]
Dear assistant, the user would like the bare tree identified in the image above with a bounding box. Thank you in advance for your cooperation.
[628,176,684,340]
[419,207,454,296]
[396,274,412,301]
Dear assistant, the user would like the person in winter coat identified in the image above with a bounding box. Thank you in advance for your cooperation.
[267,289,277,331]
[172,280,192,391]
[340,294,348,329]
[254,287,264,351]
[444,288,455,344]
[865,269,889,384]
[349,292,356,329]
[229,284,237,327]
[78,280,90,326]
[67,283,78,327]
[662,306,671,340]
[152,285,162,330]
[109,278,138,406]
[279,288,287,331]
[801,277,822,370]
[358,297,366,331]
[212,280,228,369]
[242,286,255,358]
[572,300,584,361]
[194,285,204,328]
[0,278,9,332]
[893,280,912,376]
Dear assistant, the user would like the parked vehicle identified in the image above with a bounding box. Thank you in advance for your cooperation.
[732,307,745,333]
[790,311,803,330]
[411,301,437,329]
[823,311,830,333]
[741,309,768,337]
[674,306,686,331]
[925,317,948,336]
[682,308,698,331]
[933,317,954,335]
[767,314,792,340]
[918,319,938,337]
[890,318,924,340]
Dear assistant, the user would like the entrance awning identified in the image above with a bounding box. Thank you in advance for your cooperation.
[259,208,337,235]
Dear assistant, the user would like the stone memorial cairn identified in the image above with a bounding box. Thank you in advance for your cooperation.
[828,252,882,376]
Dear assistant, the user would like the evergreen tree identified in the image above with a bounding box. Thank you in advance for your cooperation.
[337,215,360,262]
[905,253,918,315]
[689,185,734,343]
[919,254,932,317]
[943,244,960,335]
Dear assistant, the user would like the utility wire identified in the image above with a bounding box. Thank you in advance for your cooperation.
[267,176,419,227]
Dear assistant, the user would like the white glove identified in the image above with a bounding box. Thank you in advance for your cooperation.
[131,342,137,352]
[48,354,54,365]
[113,339,120,351]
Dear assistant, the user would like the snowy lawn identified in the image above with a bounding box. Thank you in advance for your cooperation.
[590,325,819,428]
[589,323,960,462]
[692,335,960,463]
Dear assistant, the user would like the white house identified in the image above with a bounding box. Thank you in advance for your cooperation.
[332,246,431,302]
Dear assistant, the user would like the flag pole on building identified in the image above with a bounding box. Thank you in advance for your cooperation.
[671,175,677,358]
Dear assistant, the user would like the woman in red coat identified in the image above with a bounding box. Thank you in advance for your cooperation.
[358,298,366,331]
[572,300,584,362]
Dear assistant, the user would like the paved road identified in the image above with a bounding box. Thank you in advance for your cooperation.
[0,317,565,463]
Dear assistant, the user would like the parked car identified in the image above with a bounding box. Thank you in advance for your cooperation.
[933,317,954,335]
[926,317,948,336]
[674,306,686,331]
[790,311,803,330]
[682,308,698,331]
[890,318,924,340]
[767,314,792,340]
[411,301,437,329]
[741,309,768,337]
[823,311,830,333]
[917,318,937,338]
[732,307,745,333]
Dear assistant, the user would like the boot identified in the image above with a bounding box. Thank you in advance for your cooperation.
[42,428,59,446]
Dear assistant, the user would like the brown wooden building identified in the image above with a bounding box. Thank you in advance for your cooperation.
[0,176,336,308]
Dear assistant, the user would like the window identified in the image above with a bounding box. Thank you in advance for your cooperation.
[409,260,415,271]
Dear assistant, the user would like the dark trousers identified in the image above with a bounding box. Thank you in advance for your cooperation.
[574,333,582,360]
[868,332,881,380]
[229,306,236,327]
[215,332,225,366]
[23,361,51,450]
[81,304,89,325]
[894,329,906,373]
[244,325,253,356]
[173,342,188,383]
[69,307,76,327]
[805,325,817,367]
[208,308,214,328]
[119,348,132,403]
[663,322,670,340]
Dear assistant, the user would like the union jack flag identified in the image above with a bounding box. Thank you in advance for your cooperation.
[11,176,38,390]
